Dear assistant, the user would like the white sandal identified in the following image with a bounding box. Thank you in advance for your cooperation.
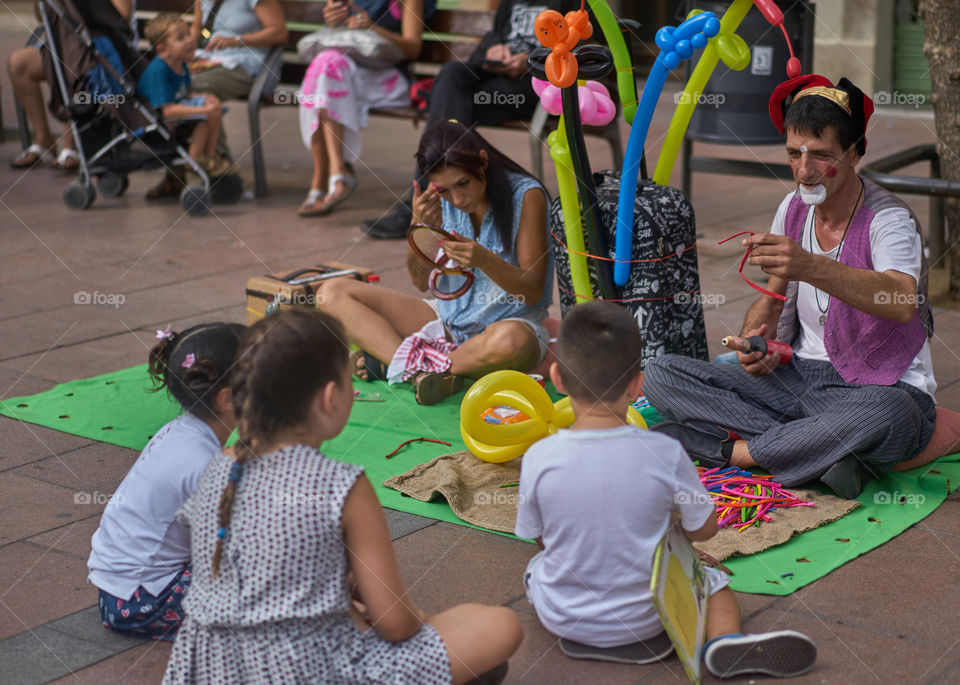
[54,147,80,171]
[298,188,327,217]
[10,143,54,169]
[321,173,357,212]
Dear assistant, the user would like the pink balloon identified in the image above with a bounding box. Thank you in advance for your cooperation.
[532,78,615,124]
[583,80,610,99]
[531,77,550,97]
[578,86,599,124]
[592,92,616,126]
[541,86,563,116]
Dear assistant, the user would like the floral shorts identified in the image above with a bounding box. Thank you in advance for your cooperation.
[98,565,191,641]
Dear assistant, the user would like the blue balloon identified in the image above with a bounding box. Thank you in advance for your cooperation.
[613,10,720,287]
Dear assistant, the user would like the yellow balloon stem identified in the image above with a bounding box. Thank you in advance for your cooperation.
[551,119,593,303]
[586,0,637,125]
[652,0,753,186]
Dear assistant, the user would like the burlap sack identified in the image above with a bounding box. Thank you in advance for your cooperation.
[383,451,861,554]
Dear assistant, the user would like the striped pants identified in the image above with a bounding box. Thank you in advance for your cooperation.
[642,355,937,486]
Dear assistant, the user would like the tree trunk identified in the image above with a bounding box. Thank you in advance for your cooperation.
[919,0,960,299]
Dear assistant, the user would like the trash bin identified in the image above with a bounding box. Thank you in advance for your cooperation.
[686,0,815,145]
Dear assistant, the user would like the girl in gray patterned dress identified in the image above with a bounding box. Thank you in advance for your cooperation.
[163,309,522,684]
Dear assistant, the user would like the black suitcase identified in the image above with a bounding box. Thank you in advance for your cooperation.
[550,169,709,367]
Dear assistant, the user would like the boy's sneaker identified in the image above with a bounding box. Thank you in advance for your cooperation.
[559,631,674,664]
[704,631,817,678]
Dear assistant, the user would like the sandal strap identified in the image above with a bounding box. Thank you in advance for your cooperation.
[16,143,52,161]
[305,188,324,204]
[327,174,357,196]
[56,148,79,164]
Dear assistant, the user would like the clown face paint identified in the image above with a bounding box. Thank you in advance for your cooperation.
[798,183,827,205]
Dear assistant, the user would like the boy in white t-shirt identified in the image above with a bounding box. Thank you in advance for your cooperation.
[515,302,817,678]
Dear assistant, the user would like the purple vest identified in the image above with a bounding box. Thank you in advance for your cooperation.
[776,178,932,386]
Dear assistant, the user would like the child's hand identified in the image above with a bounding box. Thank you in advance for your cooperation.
[198,95,222,116]
[411,180,442,227]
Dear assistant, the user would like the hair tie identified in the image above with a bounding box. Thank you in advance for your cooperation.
[217,527,227,539]
[181,353,196,370]
[155,324,174,341]
[228,462,243,482]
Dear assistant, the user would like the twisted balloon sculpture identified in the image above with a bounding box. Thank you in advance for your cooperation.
[613,10,721,287]
[652,0,802,186]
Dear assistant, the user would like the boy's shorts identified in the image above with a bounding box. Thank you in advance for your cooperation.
[522,552,731,642]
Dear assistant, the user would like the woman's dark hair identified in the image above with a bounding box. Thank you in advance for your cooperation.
[416,120,537,251]
[147,322,245,420]
[211,308,350,576]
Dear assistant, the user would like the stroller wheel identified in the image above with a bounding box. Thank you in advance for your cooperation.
[64,182,96,210]
[211,173,243,204]
[180,186,212,217]
[98,172,129,198]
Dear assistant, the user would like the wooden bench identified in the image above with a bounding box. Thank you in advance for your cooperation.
[133,0,624,196]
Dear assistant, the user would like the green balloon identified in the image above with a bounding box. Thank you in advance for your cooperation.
[718,34,750,70]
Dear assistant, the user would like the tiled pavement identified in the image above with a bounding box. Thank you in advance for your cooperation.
[3,9,960,683]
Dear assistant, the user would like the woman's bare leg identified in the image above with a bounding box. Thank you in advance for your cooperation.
[8,47,55,150]
[318,278,435,364]
[449,320,541,378]
[321,115,352,203]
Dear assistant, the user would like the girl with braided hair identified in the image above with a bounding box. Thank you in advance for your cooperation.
[88,322,244,641]
[163,308,522,685]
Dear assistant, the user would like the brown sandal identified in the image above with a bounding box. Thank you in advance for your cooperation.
[413,371,464,406]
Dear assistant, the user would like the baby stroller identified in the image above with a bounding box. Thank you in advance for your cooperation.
[36,0,242,215]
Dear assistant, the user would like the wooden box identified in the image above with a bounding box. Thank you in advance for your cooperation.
[245,262,374,324]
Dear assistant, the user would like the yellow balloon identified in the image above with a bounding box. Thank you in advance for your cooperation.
[460,370,647,463]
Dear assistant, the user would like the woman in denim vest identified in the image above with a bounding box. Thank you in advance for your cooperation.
[318,120,553,405]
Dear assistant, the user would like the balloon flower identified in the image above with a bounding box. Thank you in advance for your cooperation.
[532,77,616,126]
[460,370,647,463]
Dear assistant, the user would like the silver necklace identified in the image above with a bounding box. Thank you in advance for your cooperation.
[806,181,864,326]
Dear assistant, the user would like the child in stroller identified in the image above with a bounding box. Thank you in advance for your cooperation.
[139,12,232,179]
[35,0,241,214]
